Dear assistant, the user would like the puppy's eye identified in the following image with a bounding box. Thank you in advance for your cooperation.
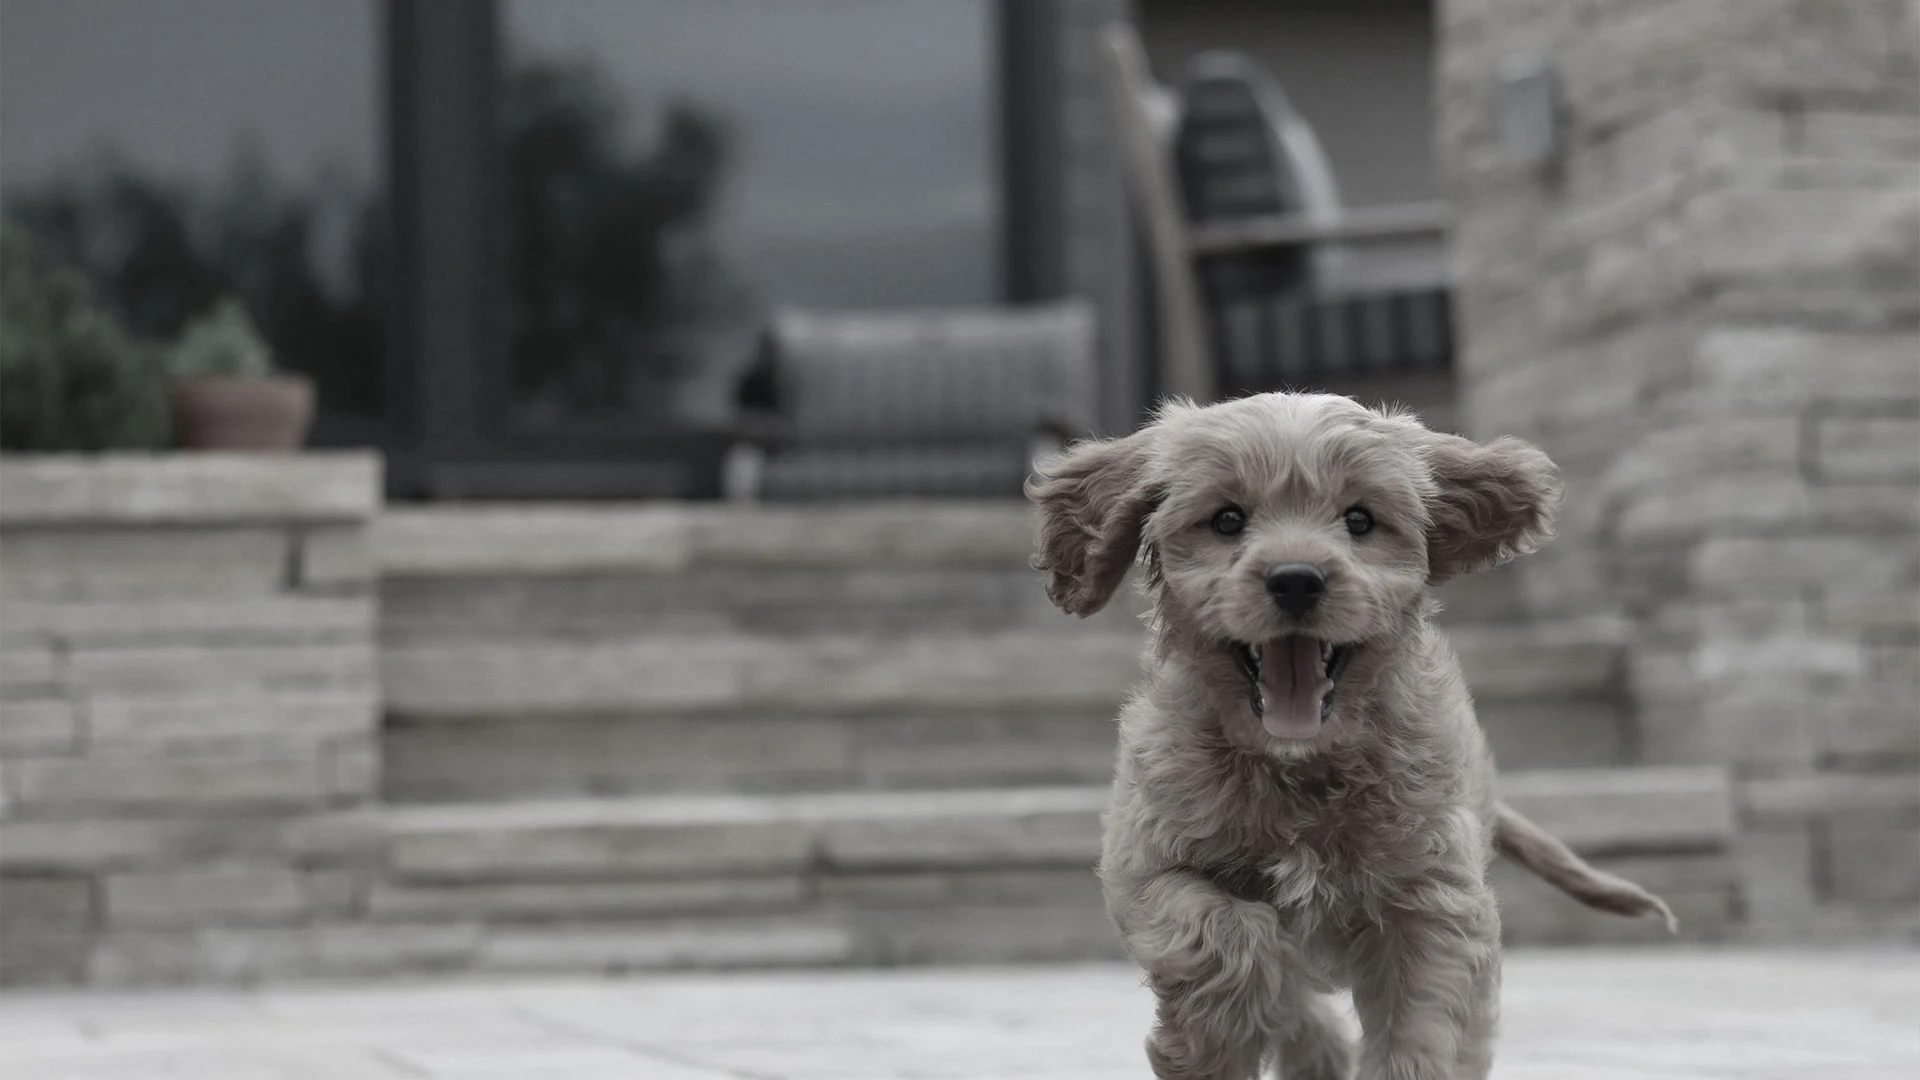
[1211,506,1247,537]
[1343,507,1375,536]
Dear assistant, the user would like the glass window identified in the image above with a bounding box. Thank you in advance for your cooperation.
[0,0,388,434]
[500,0,1001,430]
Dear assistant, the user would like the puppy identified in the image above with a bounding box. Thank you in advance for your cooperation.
[1027,393,1671,1080]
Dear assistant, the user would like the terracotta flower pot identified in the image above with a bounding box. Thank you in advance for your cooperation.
[170,375,316,451]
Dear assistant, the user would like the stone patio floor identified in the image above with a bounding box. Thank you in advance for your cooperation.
[0,948,1914,1079]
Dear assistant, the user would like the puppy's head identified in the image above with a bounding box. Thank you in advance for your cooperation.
[1028,393,1559,751]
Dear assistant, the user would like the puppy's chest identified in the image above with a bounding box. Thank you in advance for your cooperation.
[1183,776,1412,908]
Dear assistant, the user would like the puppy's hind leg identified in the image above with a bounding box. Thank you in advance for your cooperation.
[1269,992,1354,1080]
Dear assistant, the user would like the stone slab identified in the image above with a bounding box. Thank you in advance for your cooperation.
[383,632,1142,717]
[87,923,483,986]
[380,713,857,801]
[377,507,697,576]
[0,818,297,872]
[364,876,808,922]
[381,565,1126,638]
[384,812,817,883]
[816,866,1104,910]
[819,803,1102,871]
[2,597,372,647]
[1827,825,1920,904]
[65,644,375,698]
[860,902,1122,965]
[0,454,380,525]
[0,875,94,934]
[0,650,62,693]
[297,527,376,588]
[378,501,1036,577]
[0,700,80,756]
[1813,416,1920,482]
[1477,699,1629,769]
[0,527,290,600]
[3,756,326,813]
[853,709,1120,789]
[1493,853,1736,944]
[474,921,857,974]
[86,692,376,746]
[1692,327,1920,413]
[102,865,310,927]
[1448,621,1626,700]
[1739,773,1920,827]
[1499,766,1735,851]
[383,787,1108,883]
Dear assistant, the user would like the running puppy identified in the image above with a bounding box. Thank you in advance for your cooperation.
[1028,393,1671,1080]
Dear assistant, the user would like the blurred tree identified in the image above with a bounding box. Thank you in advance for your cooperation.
[503,58,747,419]
[6,151,387,420]
[5,55,743,433]
[0,225,171,451]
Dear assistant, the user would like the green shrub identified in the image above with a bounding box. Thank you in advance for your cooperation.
[0,226,170,452]
[167,296,278,378]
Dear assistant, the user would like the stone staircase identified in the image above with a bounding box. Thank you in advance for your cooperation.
[361,504,1735,973]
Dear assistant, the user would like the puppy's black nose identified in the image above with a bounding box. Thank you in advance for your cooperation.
[1266,563,1325,617]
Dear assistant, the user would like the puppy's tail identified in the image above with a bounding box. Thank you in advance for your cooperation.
[1494,801,1678,932]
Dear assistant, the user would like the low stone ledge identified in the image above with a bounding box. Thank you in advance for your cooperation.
[378,500,1036,577]
[1501,766,1735,852]
[381,631,1145,717]
[0,453,381,526]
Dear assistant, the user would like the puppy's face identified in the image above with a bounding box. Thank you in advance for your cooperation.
[1029,393,1559,753]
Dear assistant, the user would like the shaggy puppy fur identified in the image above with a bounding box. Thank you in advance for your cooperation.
[1027,393,1671,1080]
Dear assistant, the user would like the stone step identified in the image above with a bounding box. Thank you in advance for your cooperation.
[382,770,1728,885]
[382,786,1110,883]
[383,564,1153,639]
[385,622,1624,720]
[78,770,1735,982]
[382,705,1122,802]
[379,618,1630,800]
[381,631,1148,719]
[377,502,1042,576]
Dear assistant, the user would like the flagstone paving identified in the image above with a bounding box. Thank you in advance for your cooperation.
[0,948,1913,1078]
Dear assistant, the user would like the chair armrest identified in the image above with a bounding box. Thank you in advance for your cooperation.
[1187,201,1450,258]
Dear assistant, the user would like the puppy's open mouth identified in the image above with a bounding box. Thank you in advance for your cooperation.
[1230,637,1354,740]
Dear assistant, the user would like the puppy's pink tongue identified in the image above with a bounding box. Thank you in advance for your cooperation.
[1259,635,1331,739]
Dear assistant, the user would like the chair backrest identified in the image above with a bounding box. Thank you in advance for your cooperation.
[764,300,1096,449]
[1099,21,1452,405]
[1175,50,1346,302]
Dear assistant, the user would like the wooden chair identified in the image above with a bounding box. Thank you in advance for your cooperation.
[1097,22,1453,406]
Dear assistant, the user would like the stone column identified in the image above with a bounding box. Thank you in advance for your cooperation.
[0,454,383,984]
[1057,0,1145,432]
[1440,0,1919,934]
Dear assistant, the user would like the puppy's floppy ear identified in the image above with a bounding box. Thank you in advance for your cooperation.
[1025,427,1161,616]
[1420,431,1561,584]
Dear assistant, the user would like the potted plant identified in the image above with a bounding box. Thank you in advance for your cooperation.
[166,297,313,451]
[0,226,171,452]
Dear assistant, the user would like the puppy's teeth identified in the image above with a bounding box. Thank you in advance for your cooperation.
[1321,641,1333,661]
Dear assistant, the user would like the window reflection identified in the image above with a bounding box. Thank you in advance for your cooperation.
[501,0,1000,428]
[0,0,386,429]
